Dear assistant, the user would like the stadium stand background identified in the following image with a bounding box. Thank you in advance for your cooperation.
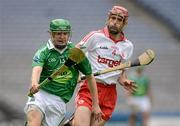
[131,0,180,39]
[0,0,180,125]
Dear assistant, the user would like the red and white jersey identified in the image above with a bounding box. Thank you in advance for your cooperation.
[77,27,134,85]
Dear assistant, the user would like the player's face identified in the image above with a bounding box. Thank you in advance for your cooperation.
[51,31,70,50]
[107,14,126,35]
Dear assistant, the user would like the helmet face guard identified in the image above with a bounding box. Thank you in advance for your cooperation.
[107,5,129,29]
[105,6,129,35]
[49,19,72,50]
[49,19,71,32]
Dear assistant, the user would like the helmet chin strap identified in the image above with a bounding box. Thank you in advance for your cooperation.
[54,44,67,50]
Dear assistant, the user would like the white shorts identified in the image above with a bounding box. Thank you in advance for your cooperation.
[127,96,151,113]
[24,90,66,126]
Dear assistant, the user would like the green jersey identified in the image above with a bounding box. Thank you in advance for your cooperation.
[32,40,92,103]
[129,75,150,96]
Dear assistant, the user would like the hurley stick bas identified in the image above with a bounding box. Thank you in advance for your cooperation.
[28,48,85,97]
[81,49,155,80]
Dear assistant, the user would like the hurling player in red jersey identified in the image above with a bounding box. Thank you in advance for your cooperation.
[64,5,137,126]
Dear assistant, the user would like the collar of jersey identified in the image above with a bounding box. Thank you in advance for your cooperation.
[47,39,68,54]
[102,26,126,43]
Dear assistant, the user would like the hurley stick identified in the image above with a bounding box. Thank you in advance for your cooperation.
[81,49,155,80]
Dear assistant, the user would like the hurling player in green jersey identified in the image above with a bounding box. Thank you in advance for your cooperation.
[24,19,102,126]
[127,67,153,126]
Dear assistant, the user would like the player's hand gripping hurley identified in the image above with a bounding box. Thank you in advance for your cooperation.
[28,48,85,97]
[81,49,155,80]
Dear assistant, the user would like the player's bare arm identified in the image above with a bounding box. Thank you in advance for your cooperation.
[29,66,42,94]
[86,74,102,121]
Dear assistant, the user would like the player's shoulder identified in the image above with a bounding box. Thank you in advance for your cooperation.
[67,41,75,48]
[85,30,102,38]
[124,38,134,46]
[124,37,132,43]
[36,43,49,52]
[32,44,50,59]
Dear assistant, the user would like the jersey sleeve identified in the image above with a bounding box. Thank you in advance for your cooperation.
[32,47,47,67]
[75,57,92,76]
[76,31,97,53]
